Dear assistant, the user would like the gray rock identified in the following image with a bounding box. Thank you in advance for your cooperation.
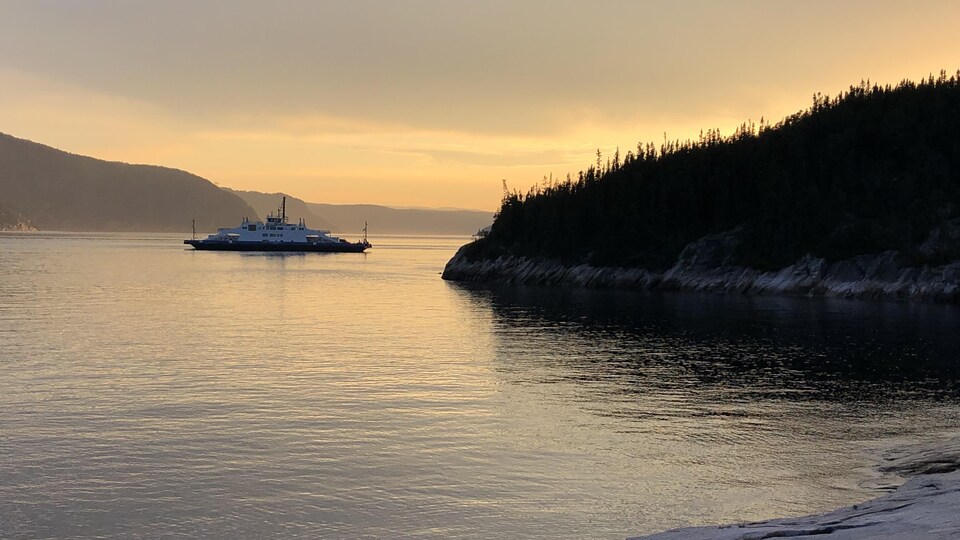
[828,259,866,282]
[675,227,744,269]
[920,217,960,258]
[944,262,960,284]
[441,234,960,304]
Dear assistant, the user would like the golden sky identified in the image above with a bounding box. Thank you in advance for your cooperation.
[1,1,959,210]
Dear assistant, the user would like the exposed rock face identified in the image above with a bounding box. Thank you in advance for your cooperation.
[0,221,38,232]
[920,217,960,260]
[0,203,36,231]
[442,229,960,303]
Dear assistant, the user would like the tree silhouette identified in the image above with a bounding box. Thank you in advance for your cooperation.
[464,71,960,270]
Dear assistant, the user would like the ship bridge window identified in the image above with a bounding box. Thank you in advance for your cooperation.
[248,225,256,232]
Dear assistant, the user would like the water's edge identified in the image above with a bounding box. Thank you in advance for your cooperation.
[628,436,960,539]
[442,239,960,303]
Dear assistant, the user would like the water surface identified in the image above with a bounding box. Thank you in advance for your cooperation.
[2,232,959,538]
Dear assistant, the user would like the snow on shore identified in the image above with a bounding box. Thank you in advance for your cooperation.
[629,437,960,539]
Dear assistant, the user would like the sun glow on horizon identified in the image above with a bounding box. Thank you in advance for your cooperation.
[2,1,959,210]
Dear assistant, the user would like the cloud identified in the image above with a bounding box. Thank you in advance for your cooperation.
[2,1,960,208]
[10,0,956,136]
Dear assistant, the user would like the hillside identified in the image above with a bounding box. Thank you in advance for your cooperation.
[0,133,257,232]
[226,189,337,231]
[307,203,492,236]
[228,190,491,236]
[0,201,33,230]
[456,72,960,269]
[444,72,960,302]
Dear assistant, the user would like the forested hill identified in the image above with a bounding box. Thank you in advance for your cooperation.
[0,133,258,232]
[464,71,960,270]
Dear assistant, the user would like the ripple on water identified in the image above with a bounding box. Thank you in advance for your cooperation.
[2,234,960,538]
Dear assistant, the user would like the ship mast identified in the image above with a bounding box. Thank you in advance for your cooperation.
[281,196,286,223]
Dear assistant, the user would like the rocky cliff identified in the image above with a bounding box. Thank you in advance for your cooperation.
[442,224,960,303]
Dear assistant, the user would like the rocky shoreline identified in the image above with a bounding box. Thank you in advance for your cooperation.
[0,222,37,232]
[442,228,960,303]
[628,436,960,539]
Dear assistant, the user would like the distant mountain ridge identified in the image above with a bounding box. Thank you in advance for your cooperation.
[225,189,337,231]
[229,188,493,236]
[0,132,257,232]
[0,131,493,235]
[306,202,492,236]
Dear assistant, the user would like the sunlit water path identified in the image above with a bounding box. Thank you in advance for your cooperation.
[2,233,960,539]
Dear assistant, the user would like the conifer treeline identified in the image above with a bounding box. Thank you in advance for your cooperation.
[467,71,960,269]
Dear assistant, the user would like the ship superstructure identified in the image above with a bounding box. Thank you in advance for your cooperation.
[184,197,370,252]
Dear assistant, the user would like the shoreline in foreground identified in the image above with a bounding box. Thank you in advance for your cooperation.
[629,436,960,539]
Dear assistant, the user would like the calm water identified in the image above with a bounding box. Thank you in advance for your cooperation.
[2,233,960,539]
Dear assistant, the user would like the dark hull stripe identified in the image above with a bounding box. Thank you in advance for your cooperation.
[184,240,369,253]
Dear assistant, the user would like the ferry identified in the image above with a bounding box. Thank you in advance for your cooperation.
[184,197,371,252]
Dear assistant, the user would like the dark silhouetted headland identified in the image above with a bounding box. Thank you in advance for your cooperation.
[0,132,257,232]
[443,72,960,302]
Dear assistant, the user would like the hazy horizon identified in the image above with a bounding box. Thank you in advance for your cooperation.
[2,1,959,210]
[226,185,491,214]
